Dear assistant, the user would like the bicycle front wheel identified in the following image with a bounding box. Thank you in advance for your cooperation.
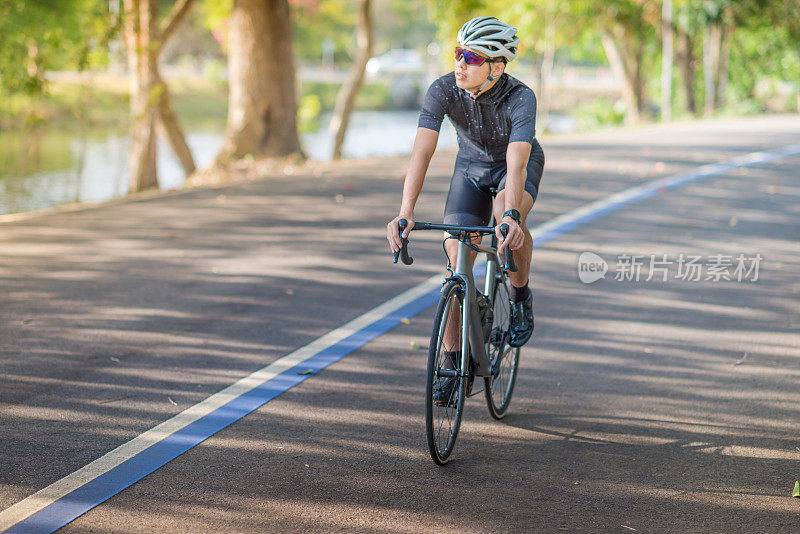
[425,280,467,465]
[484,277,520,419]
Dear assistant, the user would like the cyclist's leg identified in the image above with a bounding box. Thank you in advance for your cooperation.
[494,157,543,345]
[493,156,543,288]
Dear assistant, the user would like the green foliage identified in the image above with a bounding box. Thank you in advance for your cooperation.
[426,0,486,65]
[355,82,392,109]
[0,75,230,133]
[1,0,799,135]
[299,81,392,114]
[564,29,607,65]
[298,93,323,133]
[0,0,114,95]
[573,96,626,129]
[0,128,77,178]
[290,0,435,64]
[162,1,226,62]
[373,0,436,53]
[487,0,583,56]
[292,0,358,63]
[166,78,229,126]
[201,0,233,51]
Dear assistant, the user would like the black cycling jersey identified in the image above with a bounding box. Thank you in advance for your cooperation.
[418,71,545,168]
[418,71,545,226]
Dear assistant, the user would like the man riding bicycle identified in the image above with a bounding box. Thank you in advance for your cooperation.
[387,16,544,357]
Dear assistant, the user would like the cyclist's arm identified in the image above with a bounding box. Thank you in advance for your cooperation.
[497,141,531,252]
[388,127,439,251]
[504,141,531,215]
[400,127,439,216]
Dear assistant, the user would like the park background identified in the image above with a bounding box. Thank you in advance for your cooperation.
[0,0,798,216]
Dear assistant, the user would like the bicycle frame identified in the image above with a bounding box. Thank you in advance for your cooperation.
[451,229,505,378]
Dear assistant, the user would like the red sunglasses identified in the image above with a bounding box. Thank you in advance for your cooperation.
[455,46,490,66]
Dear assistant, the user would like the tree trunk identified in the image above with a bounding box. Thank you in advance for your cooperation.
[123,0,196,192]
[155,0,197,178]
[631,39,646,114]
[676,29,697,114]
[160,0,195,44]
[601,30,639,124]
[661,0,673,122]
[538,18,556,133]
[703,22,721,116]
[216,0,303,164]
[124,0,158,192]
[156,75,196,176]
[715,23,733,109]
[330,0,373,160]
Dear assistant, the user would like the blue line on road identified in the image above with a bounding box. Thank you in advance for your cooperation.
[6,291,440,534]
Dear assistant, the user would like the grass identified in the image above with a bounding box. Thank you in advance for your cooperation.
[0,74,229,133]
[0,74,401,136]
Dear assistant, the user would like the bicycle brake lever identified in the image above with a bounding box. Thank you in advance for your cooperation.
[499,223,518,272]
[394,219,414,265]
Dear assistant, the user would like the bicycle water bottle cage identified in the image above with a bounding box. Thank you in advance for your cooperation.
[475,290,494,342]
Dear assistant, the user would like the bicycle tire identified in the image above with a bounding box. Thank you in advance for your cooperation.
[484,277,520,419]
[425,280,468,465]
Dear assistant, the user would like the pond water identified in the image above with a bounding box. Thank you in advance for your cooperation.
[0,110,575,216]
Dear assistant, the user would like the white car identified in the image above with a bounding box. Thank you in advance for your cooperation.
[366,49,425,75]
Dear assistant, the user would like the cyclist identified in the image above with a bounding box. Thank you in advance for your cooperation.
[387,16,544,365]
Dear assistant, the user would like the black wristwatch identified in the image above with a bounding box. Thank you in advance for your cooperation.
[502,209,521,224]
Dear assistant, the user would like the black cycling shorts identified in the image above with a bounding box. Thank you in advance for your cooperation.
[443,152,544,227]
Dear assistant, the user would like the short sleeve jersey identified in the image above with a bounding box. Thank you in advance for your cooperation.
[418,72,544,166]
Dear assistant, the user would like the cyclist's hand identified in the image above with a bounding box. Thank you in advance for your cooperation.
[496,218,523,254]
[387,215,415,253]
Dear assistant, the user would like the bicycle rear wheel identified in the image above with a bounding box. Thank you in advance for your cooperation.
[425,280,467,465]
[484,278,520,419]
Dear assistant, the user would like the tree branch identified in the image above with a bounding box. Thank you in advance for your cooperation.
[159,0,194,46]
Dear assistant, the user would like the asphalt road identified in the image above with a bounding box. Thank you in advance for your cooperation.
[1,115,799,532]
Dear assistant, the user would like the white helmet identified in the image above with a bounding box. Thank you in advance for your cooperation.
[457,16,519,63]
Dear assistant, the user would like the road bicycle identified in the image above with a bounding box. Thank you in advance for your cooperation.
[393,216,521,465]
